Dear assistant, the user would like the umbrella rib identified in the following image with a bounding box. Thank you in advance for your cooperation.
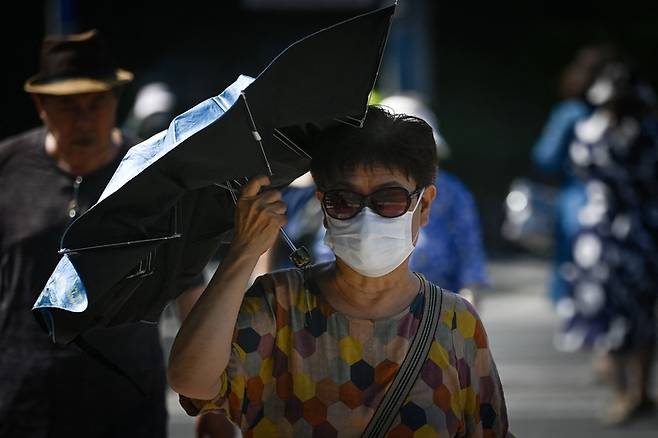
[333,115,366,128]
[214,183,240,196]
[220,181,239,204]
[273,129,312,160]
[58,234,181,254]
[125,251,155,279]
[240,92,273,176]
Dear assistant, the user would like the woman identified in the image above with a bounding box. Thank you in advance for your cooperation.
[168,107,511,436]
[531,43,618,305]
[557,62,658,425]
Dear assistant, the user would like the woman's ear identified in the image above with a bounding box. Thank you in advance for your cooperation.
[316,190,328,228]
[420,184,437,227]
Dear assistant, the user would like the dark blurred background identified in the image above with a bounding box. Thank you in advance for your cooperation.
[3,0,658,257]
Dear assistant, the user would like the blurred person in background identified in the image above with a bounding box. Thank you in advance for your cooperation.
[265,93,490,308]
[554,60,658,425]
[531,44,618,306]
[381,94,490,308]
[123,81,179,141]
[0,30,202,437]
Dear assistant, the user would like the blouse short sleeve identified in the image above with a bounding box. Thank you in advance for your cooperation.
[180,274,278,422]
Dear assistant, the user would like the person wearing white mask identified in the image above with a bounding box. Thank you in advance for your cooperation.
[169,106,512,437]
[265,93,489,310]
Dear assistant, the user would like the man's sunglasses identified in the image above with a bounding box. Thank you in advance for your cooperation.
[322,187,423,220]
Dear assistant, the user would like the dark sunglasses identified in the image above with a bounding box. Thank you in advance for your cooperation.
[322,187,423,220]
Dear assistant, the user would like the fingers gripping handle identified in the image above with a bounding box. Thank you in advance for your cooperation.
[220,178,312,269]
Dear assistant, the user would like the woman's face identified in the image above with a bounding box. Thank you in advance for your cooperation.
[318,164,436,238]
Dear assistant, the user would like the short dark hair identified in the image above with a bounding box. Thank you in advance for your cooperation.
[310,105,438,191]
[558,43,619,99]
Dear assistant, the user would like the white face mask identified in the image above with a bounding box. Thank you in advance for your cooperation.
[323,188,424,277]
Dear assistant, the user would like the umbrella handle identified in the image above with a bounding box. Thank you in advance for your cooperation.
[279,228,311,269]
[288,244,312,269]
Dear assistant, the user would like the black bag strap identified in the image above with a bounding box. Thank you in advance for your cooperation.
[361,274,443,438]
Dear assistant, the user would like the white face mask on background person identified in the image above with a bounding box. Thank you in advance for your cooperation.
[323,188,425,277]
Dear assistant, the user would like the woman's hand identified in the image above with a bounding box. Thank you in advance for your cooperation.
[230,175,287,259]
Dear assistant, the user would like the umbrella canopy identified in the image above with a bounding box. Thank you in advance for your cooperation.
[33,4,396,344]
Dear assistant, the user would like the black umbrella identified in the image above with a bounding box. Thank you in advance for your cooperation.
[33,4,396,345]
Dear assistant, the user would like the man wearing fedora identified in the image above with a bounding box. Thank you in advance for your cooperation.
[0,29,202,437]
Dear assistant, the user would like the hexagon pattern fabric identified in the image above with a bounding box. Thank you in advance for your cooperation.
[183,268,509,437]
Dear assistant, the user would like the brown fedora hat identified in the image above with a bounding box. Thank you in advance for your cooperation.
[24,29,133,95]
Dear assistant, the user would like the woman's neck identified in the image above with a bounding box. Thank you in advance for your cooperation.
[315,260,420,320]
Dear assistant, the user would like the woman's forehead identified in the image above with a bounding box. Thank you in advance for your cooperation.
[331,165,416,190]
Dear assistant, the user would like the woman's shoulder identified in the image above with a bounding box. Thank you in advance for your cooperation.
[234,268,307,330]
[248,267,309,307]
[432,286,485,341]
[255,266,304,287]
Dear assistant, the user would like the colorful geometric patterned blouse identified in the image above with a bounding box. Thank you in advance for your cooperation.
[185,267,510,437]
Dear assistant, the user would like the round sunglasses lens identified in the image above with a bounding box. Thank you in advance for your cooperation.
[324,191,362,219]
[370,188,410,217]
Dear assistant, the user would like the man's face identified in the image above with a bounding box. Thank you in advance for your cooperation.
[34,90,118,149]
